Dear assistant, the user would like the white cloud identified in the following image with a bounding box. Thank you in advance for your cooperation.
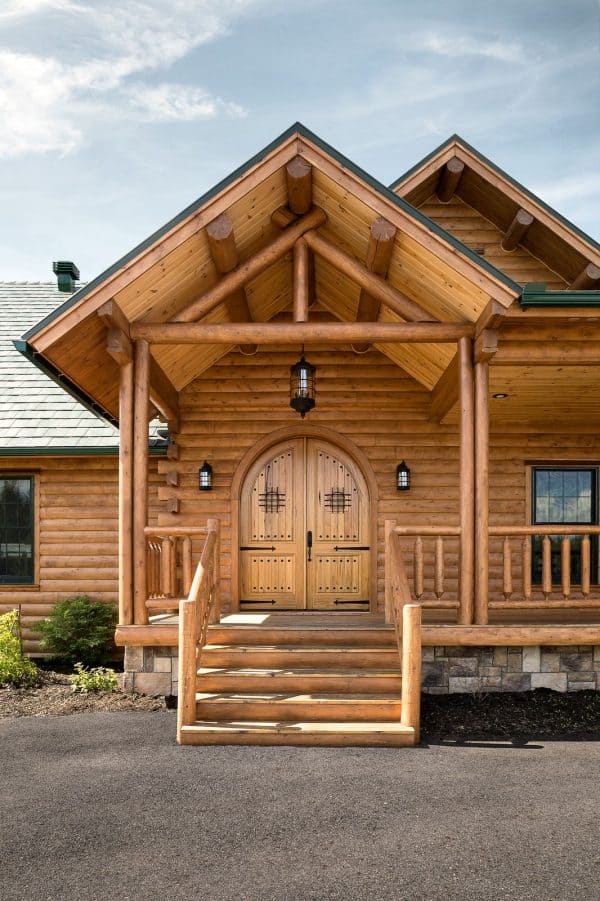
[421,32,522,63]
[126,83,246,122]
[0,0,257,157]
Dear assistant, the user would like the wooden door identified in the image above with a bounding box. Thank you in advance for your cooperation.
[305,440,370,610]
[239,438,370,610]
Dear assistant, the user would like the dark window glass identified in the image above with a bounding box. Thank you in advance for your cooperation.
[0,478,34,584]
[532,468,597,585]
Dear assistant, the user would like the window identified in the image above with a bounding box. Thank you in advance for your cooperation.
[0,477,34,585]
[532,467,597,584]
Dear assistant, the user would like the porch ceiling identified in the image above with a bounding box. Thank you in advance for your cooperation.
[23,124,520,421]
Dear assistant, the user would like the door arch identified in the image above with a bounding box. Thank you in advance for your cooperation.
[232,427,378,612]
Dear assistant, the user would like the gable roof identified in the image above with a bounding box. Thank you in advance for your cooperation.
[1,283,166,454]
[391,134,600,287]
[19,123,521,423]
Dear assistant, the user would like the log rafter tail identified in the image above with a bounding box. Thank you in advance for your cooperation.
[206,212,257,356]
[352,217,397,354]
[436,157,465,203]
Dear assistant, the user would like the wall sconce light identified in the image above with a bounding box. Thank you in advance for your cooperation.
[396,460,410,491]
[199,461,213,491]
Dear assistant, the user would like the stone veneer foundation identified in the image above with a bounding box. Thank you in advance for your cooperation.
[123,644,600,697]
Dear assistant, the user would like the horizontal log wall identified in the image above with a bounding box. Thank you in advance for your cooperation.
[0,455,161,654]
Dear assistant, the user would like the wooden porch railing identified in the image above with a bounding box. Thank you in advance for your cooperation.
[489,526,600,609]
[386,526,422,742]
[385,521,461,610]
[177,518,220,741]
[144,526,215,613]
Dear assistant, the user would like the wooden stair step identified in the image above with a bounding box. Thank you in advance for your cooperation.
[202,644,400,668]
[208,624,395,647]
[179,720,415,747]
[196,666,402,693]
[195,691,401,722]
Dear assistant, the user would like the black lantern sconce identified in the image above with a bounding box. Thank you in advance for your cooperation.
[396,460,410,491]
[289,352,316,418]
[199,461,213,491]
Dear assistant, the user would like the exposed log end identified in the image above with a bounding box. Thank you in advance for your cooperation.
[436,157,465,203]
[286,156,312,215]
[206,212,237,273]
[571,262,600,290]
[351,342,371,355]
[501,208,534,252]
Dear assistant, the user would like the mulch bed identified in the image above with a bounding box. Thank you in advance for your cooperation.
[422,688,600,741]
[0,671,170,718]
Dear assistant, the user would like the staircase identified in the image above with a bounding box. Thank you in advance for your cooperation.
[178,616,416,747]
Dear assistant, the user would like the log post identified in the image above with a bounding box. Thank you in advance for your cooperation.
[118,360,134,625]
[384,519,397,624]
[133,339,150,624]
[400,603,422,741]
[458,337,475,625]
[474,359,489,624]
[293,238,309,322]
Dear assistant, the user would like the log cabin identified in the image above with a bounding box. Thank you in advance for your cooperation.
[12,123,600,746]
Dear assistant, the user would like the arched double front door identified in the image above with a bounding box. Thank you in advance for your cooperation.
[239,437,371,610]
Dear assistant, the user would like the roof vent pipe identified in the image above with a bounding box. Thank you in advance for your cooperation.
[52,261,80,293]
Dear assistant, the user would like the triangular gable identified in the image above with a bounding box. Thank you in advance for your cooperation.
[20,124,521,422]
[392,135,600,290]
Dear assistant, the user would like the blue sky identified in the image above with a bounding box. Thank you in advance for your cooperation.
[0,0,598,281]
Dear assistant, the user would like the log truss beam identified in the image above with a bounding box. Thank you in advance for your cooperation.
[303,229,437,323]
[174,207,326,323]
[130,321,473,345]
[352,216,397,353]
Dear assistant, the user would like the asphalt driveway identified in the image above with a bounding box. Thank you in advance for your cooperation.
[1,711,599,901]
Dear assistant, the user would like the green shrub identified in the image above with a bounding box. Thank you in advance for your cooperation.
[0,609,40,687]
[35,595,116,668]
[70,662,118,693]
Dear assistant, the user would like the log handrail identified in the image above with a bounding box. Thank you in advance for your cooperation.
[177,518,220,741]
[385,525,422,741]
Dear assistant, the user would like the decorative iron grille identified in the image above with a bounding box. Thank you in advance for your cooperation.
[324,488,352,513]
[259,487,286,513]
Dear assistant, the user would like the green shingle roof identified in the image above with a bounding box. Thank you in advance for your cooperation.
[0,282,164,453]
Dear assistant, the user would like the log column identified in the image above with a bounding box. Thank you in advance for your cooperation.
[133,339,150,624]
[118,360,134,625]
[474,359,489,624]
[458,337,475,625]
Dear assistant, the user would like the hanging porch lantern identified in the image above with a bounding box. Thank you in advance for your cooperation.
[396,460,411,491]
[289,353,316,418]
[198,461,213,491]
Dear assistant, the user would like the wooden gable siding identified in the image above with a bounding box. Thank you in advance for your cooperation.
[0,455,161,654]
[418,195,567,289]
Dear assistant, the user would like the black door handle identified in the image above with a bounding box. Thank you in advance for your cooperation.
[307,530,313,562]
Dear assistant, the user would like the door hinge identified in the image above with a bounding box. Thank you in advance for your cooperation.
[333,546,370,551]
[333,599,369,605]
[240,546,276,551]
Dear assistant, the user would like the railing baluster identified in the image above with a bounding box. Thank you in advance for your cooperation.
[542,535,552,599]
[522,536,532,602]
[434,536,444,599]
[161,537,173,597]
[581,534,591,598]
[182,537,193,596]
[170,536,178,598]
[503,536,512,600]
[561,536,571,600]
[414,536,424,600]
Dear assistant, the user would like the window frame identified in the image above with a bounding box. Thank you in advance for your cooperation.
[529,464,599,586]
[0,473,40,590]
